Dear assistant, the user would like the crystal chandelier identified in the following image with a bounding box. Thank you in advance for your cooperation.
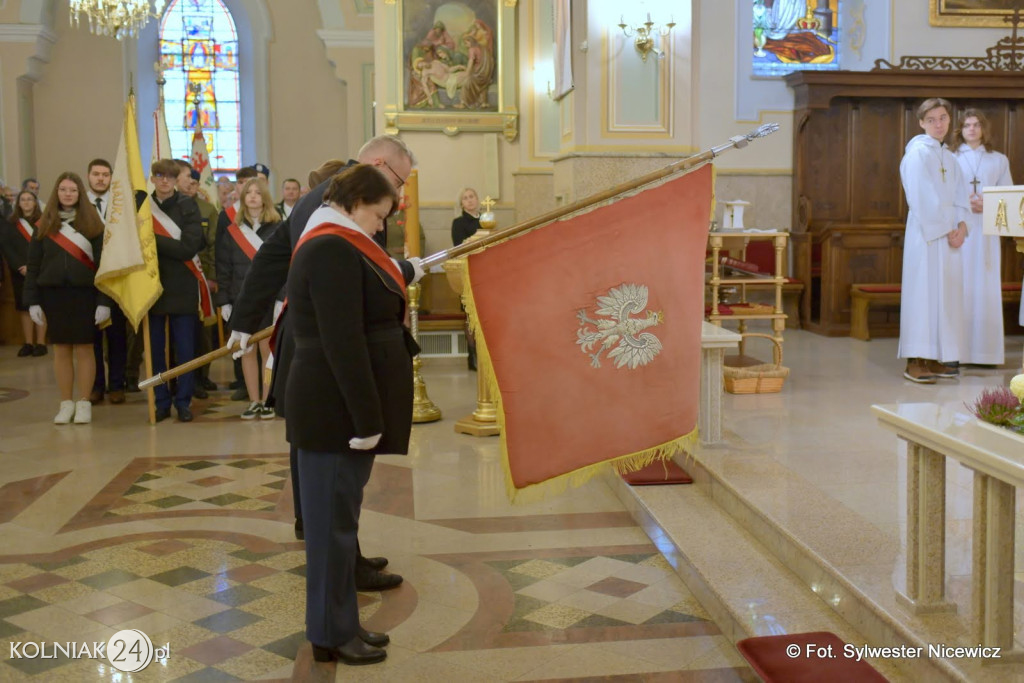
[69,0,166,40]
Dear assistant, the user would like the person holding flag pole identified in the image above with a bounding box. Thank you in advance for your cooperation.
[95,94,164,424]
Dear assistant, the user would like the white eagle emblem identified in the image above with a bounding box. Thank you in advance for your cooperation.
[576,283,664,369]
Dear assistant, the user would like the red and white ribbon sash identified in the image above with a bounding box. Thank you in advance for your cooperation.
[150,201,214,317]
[48,222,95,271]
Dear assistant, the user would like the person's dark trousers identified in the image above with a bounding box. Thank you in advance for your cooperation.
[291,444,302,522]
[195,321,214,385]
[149,313,198,411]
[93,306,128,393]
[125,324,144,385]
[300,449,374,647]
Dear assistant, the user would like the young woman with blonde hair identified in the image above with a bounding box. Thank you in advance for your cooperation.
[216,177,283,419]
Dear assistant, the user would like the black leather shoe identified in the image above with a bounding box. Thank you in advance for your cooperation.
[294,518,304,540]
[193,386,208,399]
[358,626,389,648]
[155,408,171,422]
[32,344,47,357]
[17,344,33,357]
[177,406,194,422]
[201,377,218,391]
[355,569,403,592]
[357,555,388,571]
[126,380,141,393]
[311,637,386,665]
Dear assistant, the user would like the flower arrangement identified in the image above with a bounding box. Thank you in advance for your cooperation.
[968,374,1024,435]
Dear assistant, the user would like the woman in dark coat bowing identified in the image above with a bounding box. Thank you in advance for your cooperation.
[23,173,109,424]
[0,190,46,356]
[284,164,414,666]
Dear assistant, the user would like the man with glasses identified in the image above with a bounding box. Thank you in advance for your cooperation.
[228,134,424,592]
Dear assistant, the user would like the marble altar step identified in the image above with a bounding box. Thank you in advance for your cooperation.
[606,463,937,682]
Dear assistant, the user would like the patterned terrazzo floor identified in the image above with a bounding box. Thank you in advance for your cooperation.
[0,347,752,681]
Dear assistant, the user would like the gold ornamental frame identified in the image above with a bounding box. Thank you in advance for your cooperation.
[383,0,518,141]
[929,0,1024,28]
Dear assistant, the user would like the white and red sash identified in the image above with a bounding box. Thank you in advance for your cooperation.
[224,202,238,224]
[150,201,214,317]
[48,222,95,271]
[226,220,263,261]
[16,218,34,242]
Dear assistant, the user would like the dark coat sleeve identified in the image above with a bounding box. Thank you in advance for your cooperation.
[22,239,43,307]
[232,217,291,333]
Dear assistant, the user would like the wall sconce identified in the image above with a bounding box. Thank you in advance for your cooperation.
[618,13,675,62]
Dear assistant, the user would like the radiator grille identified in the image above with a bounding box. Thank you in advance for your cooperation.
[418,331,468,357]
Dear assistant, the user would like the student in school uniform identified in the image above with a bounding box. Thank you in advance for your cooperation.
[0,190,47,356]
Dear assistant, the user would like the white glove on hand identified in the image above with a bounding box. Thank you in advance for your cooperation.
[349,433,382,451]
[273,300,284,324]
[220,304,232,322]
[94,305,111,326]
[227,330,254,359]
[408,256,425,284]
[29,305,45,327]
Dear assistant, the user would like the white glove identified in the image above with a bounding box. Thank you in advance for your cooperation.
[94,305,111,326]
[227,330,254,359]
[29,305,45,326]
[273,300,284,324]
[220,304,232,322]
[349,433,382,451]
[408,256,425,284]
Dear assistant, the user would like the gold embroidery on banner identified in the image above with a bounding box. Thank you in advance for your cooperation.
[576,283,663,369]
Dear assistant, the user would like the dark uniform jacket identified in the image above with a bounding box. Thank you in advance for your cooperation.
[150,191,204,316]
[451,210,481,246]
[232,162,414,418]
[284,233,415,455]
[22,222,109,306]
[215,218,282,307]
[0,216,29,271]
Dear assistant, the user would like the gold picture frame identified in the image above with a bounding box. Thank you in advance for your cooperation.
[382,0,518,141]
[929,0,1022,27]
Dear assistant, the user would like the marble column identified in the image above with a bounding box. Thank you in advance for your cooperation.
[898,443,955,614]
[971,472,1016,651]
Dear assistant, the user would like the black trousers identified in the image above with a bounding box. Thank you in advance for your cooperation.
[93,306,127,392]
[299,448,374,647]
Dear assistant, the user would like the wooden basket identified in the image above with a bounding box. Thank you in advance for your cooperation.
[723,333,789,394]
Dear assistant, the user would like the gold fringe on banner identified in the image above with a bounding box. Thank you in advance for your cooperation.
[463,258,699,505]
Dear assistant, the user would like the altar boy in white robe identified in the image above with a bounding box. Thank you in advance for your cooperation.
[954,109,1013,366]
[899,98,971,384]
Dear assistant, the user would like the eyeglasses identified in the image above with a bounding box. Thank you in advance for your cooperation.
[153,173,176,180]
[380,160,406,189]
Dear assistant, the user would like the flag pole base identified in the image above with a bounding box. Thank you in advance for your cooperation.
[411,356,442,423]
[454,416,501,437]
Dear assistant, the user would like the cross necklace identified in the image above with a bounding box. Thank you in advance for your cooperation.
[965,146,984,194]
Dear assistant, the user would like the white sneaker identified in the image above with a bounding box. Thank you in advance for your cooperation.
[54,401,75,424]
[73,400,92,424]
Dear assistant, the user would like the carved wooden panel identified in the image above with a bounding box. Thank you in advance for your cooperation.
[851,100,903,222]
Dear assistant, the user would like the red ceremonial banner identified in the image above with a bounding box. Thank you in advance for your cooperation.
[466,164,713,497]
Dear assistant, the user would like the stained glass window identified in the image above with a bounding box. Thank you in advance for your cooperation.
[159,0,240,173]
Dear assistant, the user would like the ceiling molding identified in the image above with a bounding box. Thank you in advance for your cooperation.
[317,29,373,49]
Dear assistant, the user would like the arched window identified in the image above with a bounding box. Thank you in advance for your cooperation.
[159,0,241,173]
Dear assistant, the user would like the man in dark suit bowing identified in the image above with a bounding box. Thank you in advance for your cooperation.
[229,134,423,592]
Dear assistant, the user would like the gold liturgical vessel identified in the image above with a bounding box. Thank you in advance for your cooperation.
[445,197,501,437]
[404,171,441,423]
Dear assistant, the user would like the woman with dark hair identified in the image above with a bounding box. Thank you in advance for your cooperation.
[23,172,110,423]
[0,190,47,356]
[283,163,415,666]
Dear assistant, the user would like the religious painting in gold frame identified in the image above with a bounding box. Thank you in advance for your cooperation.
[385,0,518,141]
[930,0,1023,27]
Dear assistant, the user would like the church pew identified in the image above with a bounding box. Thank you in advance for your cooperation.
[850,283,1022,341]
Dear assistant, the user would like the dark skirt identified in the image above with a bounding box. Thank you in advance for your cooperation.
[9,271,27,311]
[40,286,97,344]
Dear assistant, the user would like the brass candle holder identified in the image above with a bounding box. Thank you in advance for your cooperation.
[408,281,441,423]
[445,197,501,437]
